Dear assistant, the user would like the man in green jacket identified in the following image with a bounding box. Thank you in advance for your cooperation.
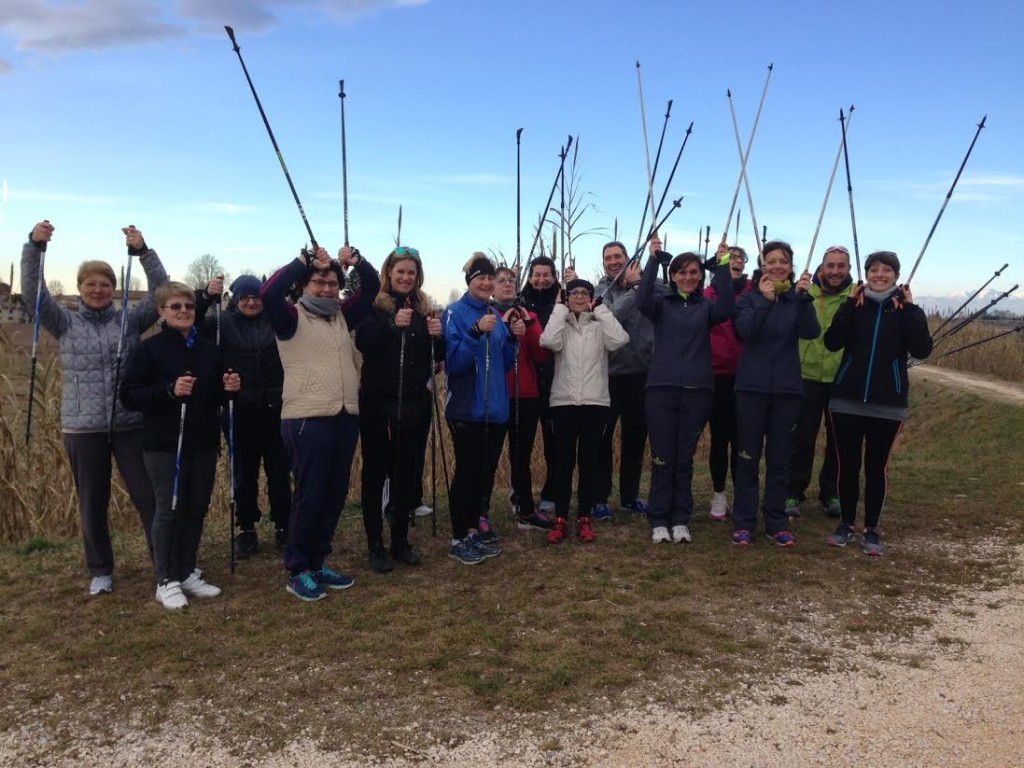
[786,246,853,517]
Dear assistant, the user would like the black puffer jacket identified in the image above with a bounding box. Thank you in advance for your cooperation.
[824,291,933,407]
[195,294,283,410]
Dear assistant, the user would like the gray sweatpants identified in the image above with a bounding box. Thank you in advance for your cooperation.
[63,430,156,577]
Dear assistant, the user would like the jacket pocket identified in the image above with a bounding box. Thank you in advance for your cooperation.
[892,360,902,395]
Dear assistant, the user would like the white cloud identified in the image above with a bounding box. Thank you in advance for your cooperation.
[0,0,429,55]
[0,58,12,74]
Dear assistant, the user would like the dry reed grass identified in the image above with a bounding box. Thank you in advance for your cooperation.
[926,315,1024,382]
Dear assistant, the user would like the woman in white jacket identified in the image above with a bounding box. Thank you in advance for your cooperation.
[539,279,629,544]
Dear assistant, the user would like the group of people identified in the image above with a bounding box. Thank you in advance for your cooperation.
[19,218,932,607]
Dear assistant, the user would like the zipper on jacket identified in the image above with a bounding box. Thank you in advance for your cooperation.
[892,359,902,395]
[75,375,81,411]
[862,303,884,402]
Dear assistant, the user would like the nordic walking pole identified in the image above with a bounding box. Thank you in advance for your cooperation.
[635,61,659,243]
[839,107,862,282]
[905,115,987,287]
[516,128,523,271]
[558,138,570,278]
[735,208,741,245]
[227,385,237,573]
[635,99,673,253]
[704,225,711,259]
[25,225,48,447]
[170,387,189,534]
[511,300,523,520]
[727,89,764,259]
[395,205,403,248]
[394,296,411,528]
[804,105,855,273]
[225,26,318,250]
[108,232,135,443]
[933,284,1018,345]
[339,79,350,247]
[933,262,1008,338]
[912,322,1024,367]
[720,63,773,244]
[600,195,687,301]
[521,135,573,288]
[650,121,694,231]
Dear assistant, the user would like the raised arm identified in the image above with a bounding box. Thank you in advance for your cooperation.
[340,249,381,329]
[636,255,663,322]
[20,222,72,338]
[539,303,569,352]
[124,226,169,333]
[594,303,629,352]
[260,257,307,340]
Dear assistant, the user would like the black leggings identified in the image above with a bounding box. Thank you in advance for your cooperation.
[830,412,903,529]
[448,419,506,540]
[707,376,737,493]
[551,405,608,520]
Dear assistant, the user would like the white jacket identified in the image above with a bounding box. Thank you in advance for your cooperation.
[540,303,629,407]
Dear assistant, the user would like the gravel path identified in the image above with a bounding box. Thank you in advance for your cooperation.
[910,364,1024,406]
[4,545,1021,767]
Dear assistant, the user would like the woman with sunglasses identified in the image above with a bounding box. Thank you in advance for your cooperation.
[703,244,753,521]
[355,247,444,573]
[539,277,629,545]
[195,274,290,558]
[639,238,734,545]
[21,221,167,597]
[478,265,555,531]
[261,245,380,600]
[120,282,241,609]
[823,251,932,556]
[731,240,818,547]
[443,254,523,564]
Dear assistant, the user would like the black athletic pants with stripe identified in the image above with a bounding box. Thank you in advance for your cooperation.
[830,412,903,530]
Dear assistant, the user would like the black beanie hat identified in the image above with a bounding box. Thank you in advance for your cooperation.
[565,278,595,297]
[863,250,901,275]
[465,257,497,285]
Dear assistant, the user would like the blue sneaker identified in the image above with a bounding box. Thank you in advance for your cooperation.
[767,530,797,547]
[732,529,753,546]
[448,538,484,565]
[467,532,500,559]
[314,566,354,590]
[621,499,650,515]
[477,515,498,543]
[827,523,856,548]
[286,570,326,602]
[862,527,885,557]
[591,502,612,521]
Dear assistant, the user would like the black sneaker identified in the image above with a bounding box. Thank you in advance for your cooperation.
[368,543,394,573]
[390,542,422,566]
[233,529,258,559]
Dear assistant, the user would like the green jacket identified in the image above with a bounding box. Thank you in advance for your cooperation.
[798,275,854,383]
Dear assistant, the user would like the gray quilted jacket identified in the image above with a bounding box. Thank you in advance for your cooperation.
[21,240,167,432]
[595,273,665,377]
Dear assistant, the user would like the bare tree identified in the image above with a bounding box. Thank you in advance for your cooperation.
[47,279,64,296]
[446,287,461,307]
[129,275,142,292]
[184,254,229,289]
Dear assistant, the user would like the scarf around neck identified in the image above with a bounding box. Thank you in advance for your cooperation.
[864,285,899,304]
[298,295,341,317]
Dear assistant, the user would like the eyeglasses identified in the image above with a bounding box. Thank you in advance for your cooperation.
[238,295,262,302]
[164,302,195,311]
[309,279,340,290]
[567,289,592,298]
[393,247,420,258]
[494,277,516,285]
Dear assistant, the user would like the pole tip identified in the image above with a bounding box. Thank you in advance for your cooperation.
[516,127,523,139]
[726,88,731,98]
[635,60,641,68]
[767,62,774,70]
[339,79,345,97]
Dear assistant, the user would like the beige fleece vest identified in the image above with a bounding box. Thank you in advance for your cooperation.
[277,306,360,419]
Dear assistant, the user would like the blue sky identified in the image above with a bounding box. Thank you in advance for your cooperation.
[1,0,1021,305]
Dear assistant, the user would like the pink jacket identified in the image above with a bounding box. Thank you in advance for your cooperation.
[705,277,752,377]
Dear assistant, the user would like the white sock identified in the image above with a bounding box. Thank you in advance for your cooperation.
[714,491,727,502]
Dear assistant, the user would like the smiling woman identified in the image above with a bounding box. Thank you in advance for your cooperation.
[20,221,168,598]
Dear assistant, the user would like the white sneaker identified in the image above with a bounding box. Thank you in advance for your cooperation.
[414,505,433,517]
[672,525,692,544]
[539,499,556,513]
[709,493,729,521]
[652,526,671,543]
[155,580,189,610]
[90,575,113,595]
[180,569,222,598]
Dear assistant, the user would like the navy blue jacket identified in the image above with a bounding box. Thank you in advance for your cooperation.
[734,285,820,395]
[824,292,932,407]
[638,256,735,391]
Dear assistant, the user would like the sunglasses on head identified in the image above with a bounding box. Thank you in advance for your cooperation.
[393,247,420,259]
[164,302,195,311]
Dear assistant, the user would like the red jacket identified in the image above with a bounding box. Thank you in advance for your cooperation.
[505,308,550,398]
[705,277,752,377]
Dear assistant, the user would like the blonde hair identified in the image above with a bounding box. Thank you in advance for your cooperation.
[374,250,429,314]
[462,251,492,273]
[76,260,116,288]
[156,282,195,307]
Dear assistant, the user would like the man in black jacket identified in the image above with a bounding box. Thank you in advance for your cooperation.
[197,274,290,557]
